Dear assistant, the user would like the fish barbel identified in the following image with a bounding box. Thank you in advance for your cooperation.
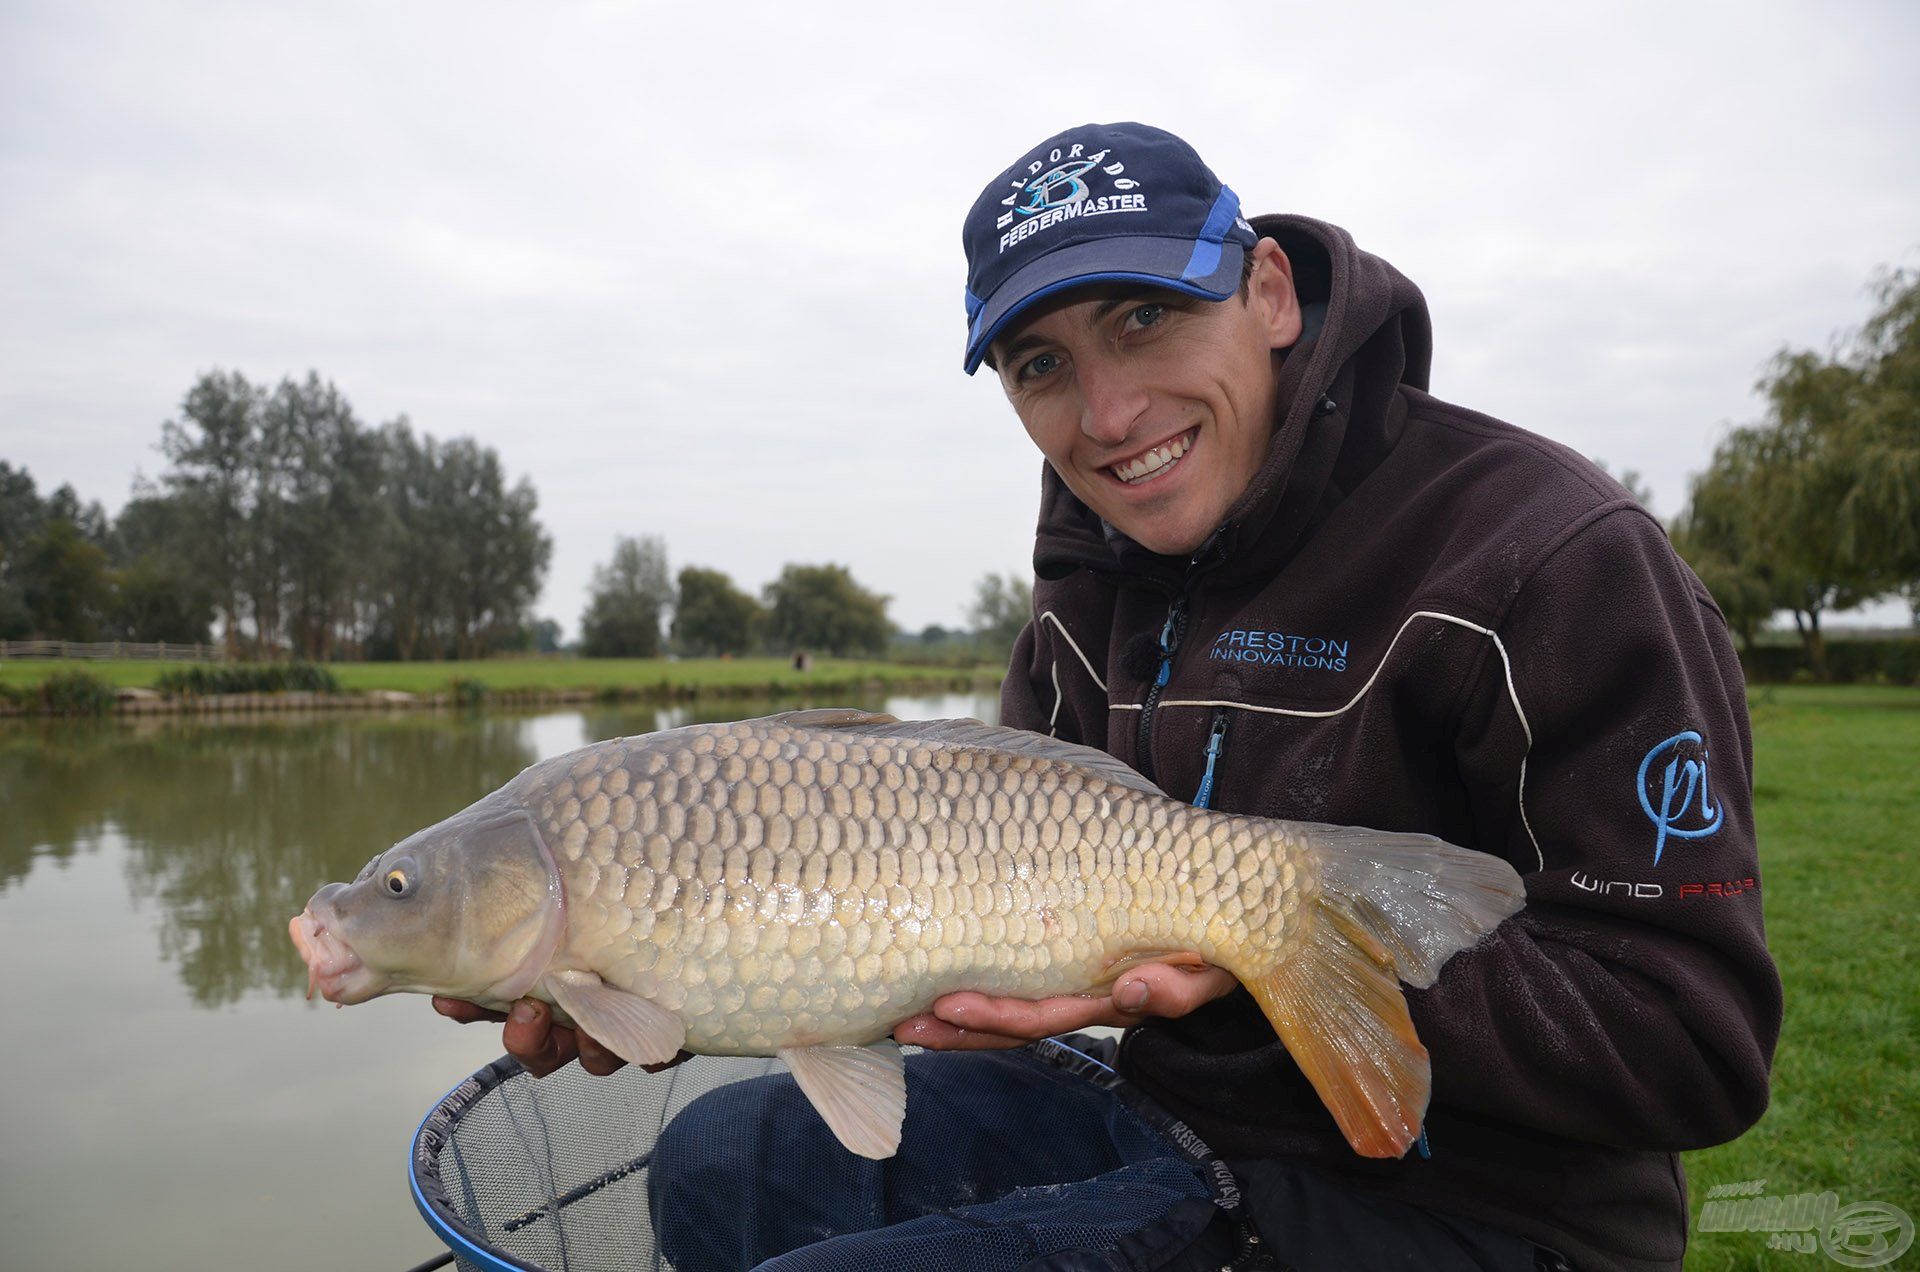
[290,710,1523,1160]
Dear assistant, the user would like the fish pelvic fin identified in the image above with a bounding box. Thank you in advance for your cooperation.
[779,1041,906,1160]
[1238,824,1525,1159]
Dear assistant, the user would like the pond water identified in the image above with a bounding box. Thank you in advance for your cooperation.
[0,690,1000,1271]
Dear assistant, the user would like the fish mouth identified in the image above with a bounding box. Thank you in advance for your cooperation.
[289,905,385,1005]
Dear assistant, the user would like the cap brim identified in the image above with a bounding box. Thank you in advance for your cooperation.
[963,234,1246,374]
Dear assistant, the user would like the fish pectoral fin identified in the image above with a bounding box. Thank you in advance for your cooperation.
[1239,906,1430,1160]
[778,1041,907,1161]
[542,971,685,1067]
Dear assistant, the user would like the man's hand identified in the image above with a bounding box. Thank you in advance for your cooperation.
[431,997,687,1078]
[892,961,1238,1050]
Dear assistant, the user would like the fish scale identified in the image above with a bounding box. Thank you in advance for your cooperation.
[291,709,1524,1161]
[533,719,1249,1054]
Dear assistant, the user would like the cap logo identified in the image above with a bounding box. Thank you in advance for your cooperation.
[995,142,1147,254]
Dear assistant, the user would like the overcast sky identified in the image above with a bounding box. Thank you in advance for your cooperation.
[3,0,1915,636]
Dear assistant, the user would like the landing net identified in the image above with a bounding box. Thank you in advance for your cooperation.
[411,1054,782,1272]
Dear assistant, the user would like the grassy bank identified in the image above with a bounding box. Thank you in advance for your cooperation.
[1682,685,1919,1267]
[0,655,1001,698]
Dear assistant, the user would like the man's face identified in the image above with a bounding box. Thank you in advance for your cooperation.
[990,240,1303,556]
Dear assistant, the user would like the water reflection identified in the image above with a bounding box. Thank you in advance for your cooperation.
[1,693,997,1008]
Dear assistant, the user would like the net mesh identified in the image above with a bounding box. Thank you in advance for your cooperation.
[413,1054,782,1272]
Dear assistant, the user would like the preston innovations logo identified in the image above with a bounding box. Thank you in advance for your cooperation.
[1209,628,1350,672]
[1637,729,1723,865]
[996,142,1148,253]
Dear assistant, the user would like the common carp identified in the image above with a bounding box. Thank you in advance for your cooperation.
[289,710,1523,1160]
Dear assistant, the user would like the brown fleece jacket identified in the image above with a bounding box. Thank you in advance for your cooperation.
[1000,214,1782,1271]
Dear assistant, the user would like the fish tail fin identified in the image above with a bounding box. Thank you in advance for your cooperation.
[1239,825,1524,1158]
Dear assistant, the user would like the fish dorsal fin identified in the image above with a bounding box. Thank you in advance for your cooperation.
[542,970,685,1067]
[760,712,1164,798]
[757,708,902,729]
[778,1041,907,1160]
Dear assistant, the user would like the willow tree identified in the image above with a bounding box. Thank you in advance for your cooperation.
[1676,267,1920,676]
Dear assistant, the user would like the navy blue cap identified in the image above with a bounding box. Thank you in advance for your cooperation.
[961,121,1256,374]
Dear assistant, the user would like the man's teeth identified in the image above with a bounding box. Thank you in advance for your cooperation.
[1112,432,1194,484]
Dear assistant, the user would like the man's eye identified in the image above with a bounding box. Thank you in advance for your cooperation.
[1126,303,1165,330]
[1018,352,1061,381]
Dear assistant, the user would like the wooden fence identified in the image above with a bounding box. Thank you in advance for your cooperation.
[0,640,223,662]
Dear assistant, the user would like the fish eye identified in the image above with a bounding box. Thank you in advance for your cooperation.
[382,859,418,898]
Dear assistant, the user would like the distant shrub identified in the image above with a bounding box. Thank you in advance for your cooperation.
[154,662,342,697]
[40,670,117,716]
[1741,639,1920,685]
[449,677,490,707]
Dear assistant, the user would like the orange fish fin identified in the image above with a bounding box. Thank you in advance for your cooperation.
[542,970,685,1066]
[1239,906,1430,1159]
[779,1041,906,1160]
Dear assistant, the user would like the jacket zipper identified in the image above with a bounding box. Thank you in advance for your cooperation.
[1192,707,1231,809]
[1134,595,1188,785]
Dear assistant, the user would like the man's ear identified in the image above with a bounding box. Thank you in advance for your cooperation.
[1247,238,1303,351]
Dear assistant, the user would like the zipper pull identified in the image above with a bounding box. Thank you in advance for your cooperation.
[1153,602,1183,687]
[1193,707,1231,810]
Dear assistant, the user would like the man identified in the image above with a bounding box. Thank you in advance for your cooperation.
[439,122,1780,1270]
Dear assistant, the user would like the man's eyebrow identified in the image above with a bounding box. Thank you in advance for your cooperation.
[997,332,1050,363]
[995,293,1170,366]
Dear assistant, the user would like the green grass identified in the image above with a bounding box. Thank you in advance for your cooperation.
[1682,685,1919,1267]
[0,656,1002,699]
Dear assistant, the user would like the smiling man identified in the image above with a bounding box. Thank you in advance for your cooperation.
[444,122,1780,1272]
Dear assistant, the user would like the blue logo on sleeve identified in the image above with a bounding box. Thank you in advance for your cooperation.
[1637,730,1723,865]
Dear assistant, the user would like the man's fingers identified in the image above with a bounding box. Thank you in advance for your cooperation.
[432,996,507,1024]
[501,999,577,1078]
[576,1030,628,1077]
[1114,964,1240,1018]
[932,991,1117,1039]
[642,1050,693,1075]
[894,1013,1041,1051]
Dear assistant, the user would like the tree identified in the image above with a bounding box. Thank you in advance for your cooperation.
[672,565,764,656]
[1669,476,1776,655]
[581,535,674,658]
[106,492,216,643]
[1835,268,1920,617]
[161,371,264,656]
[1671,266,1920,674]
[763,563,891,656]
[156,371,552,660]
[17,519,112,640]
[0,462,49,637]
[966,571,1033,659]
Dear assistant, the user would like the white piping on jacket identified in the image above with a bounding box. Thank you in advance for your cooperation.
[1090,608,1545,872]
[1038,610,1108,694]
[1047,658,1063,737]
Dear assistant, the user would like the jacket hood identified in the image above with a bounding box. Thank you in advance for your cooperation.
[1031,214,1433,587]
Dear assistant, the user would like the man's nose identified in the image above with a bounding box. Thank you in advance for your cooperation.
[1078,359,1149,444]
